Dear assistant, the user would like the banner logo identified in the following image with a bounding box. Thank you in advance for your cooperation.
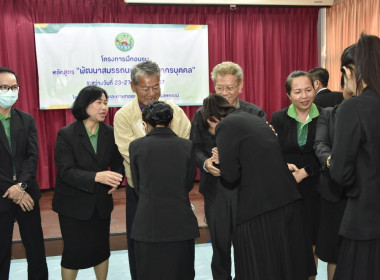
[115,33,134,52]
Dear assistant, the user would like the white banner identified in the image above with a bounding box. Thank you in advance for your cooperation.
[34,23,209,109]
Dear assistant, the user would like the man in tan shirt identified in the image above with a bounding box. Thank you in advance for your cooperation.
[114,60,190,280]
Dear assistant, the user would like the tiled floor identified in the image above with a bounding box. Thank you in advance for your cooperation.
[10,244,328,279]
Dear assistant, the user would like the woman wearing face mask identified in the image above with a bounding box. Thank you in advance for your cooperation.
[129,101,199,280]
[330,34,380,280]
[313,44,356,280]
[270,71,321,278]
[53,85,124,280]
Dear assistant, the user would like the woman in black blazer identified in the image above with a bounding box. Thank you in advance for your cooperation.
[330,34,380,280]
[129,101,199,280]
[201,94,315,279]
[53,86,124,280]
[313,44,356,280]
[270,71,321,275]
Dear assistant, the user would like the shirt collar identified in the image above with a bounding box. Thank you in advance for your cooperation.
[0,110,11,120]
[316,88,327,95]
[287,103,319,124]
[84,122,100,137]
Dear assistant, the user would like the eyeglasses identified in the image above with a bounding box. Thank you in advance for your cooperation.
[0,85,20,92]
[139,85,160,94]
[215,84,239,93]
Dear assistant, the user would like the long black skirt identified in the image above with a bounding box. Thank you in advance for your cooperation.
[135,239,195,280]
[316,197,347,263]
[334,237,380,280]
[234,200,316,280]
[301,196,320,245]
[58,211,110,269]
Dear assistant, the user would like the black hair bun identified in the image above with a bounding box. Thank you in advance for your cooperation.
[147,101,173,124]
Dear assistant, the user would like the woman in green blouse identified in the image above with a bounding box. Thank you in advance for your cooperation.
[270,71,321,279]
[53,86,124,280]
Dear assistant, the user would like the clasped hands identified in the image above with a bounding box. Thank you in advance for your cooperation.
[205,147,221,177]
[95,171,123,194]
[2,184,35,212]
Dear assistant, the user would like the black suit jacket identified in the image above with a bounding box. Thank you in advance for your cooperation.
[216,111,301,225]
[129,127,199,242]
[314,88,343,108]
[52,121,124,221]
[0,108,40,212]
[313,106,345,202]
[270,107,321,198]
[190,99,267,200]
[330,87,380,240]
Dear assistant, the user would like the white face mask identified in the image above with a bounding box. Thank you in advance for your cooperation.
[0,89,18,108]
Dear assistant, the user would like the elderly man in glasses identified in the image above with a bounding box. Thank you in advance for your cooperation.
[0,67,48,280]
[190,61,267,280]
[113,60,191,280]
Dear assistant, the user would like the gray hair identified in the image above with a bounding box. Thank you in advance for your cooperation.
[131,60,161,85]
[211,61,243,85]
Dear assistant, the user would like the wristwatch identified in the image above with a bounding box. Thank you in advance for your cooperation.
[326,156,331,169]
[18,182,28,190]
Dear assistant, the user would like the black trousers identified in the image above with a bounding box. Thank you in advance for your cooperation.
[126,184,138,280]
[0,201,48,280]
[204,181,238,280]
